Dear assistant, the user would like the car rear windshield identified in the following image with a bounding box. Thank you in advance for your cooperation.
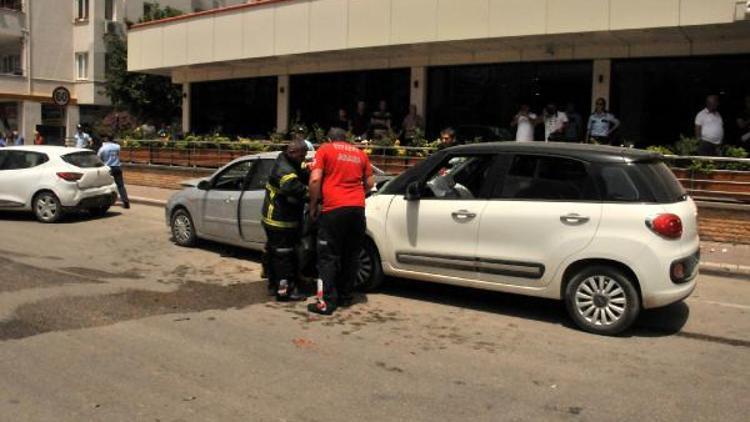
[599,161,687,203]
[62,151,105,168]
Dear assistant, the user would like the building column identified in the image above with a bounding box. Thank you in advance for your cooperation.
[182,82,191,134]
[410,66,427,119]
[20,101,41,144]
[65,105,80,145]
[591,59,611,110]
[276,75,289,134]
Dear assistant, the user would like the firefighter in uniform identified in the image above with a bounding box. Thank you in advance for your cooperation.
[262,139,310,301]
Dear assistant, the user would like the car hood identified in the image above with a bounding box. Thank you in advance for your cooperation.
[180,177,207,188]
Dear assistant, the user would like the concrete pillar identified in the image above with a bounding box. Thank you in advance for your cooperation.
[276,75,290,134]
[591,59,611,110]
[182,82,191,134]
[20,101,41,144]
[410,66,427,118]
[65,105,80,145]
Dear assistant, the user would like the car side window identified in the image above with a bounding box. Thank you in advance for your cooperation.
[423,154,496,200]
[496,155,598,201]
[0,151,48,170]
[0,151,7,170]
[600,165,639,201]
[212,160,254,191]
[245,159,276,190]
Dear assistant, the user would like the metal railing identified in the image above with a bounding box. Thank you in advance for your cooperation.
[663,155,750,203]
[120,139,435,173]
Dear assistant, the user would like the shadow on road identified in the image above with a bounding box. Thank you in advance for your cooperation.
[380,277,690,337]
[0,210,123,224]
[0,281,271,341]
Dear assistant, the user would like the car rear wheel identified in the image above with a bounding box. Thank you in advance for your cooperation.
[355,239,384,292]
[171,208,197,247]
[564,265,640,335]
[33,192,63,223]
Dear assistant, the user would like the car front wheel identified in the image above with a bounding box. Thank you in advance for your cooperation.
[33,191,63,223]
[564,265,640,335]
[171,208,197,247]
[355,239,384,292]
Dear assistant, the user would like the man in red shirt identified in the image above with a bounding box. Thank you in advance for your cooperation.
[308,127,375,315]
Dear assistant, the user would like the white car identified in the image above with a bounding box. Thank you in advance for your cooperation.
[0,146,118,223]
[364,142,699,335]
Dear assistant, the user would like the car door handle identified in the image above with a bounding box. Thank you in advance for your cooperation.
[451,210,477,220]
[560,213,590,225]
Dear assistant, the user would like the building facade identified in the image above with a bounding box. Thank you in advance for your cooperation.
[127,0,750,145]
[0,0,248,144]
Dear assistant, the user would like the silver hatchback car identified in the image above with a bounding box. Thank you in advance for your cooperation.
[165,151,391,286]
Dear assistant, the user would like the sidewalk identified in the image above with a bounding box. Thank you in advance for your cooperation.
[124,184,750,279]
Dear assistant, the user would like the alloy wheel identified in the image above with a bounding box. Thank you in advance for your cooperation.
[574,275,627,326]
[355,248,373,289]
[172,214,193,244]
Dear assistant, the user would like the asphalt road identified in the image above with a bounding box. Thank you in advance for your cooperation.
[0,205,748,421]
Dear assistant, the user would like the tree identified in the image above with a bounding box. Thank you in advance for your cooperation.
[139,2,184,23]
[102,32,181,127]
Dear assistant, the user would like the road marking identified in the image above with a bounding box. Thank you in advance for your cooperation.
[687,298,750,310]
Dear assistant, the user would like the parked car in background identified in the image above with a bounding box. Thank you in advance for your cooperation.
[362,142,699,335]
[0,146,118,223]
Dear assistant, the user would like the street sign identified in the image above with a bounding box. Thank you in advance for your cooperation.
[52,86,71,107]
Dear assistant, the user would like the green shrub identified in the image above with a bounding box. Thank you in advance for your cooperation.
[721,145,750,171]
[646,145,673,156]
[673,135,699,156]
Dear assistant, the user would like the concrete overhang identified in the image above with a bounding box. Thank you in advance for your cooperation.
[127,0,750,82]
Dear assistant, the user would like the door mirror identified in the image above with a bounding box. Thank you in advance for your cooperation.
[405,181,422,201]
[197,180,211,191]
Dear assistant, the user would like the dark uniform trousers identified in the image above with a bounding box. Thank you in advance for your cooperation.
[317,207,366,307]
[263,225,299,291]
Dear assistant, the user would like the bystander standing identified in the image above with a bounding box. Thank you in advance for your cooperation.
[585,98,621,145]
[351,101,369,139]
[564,103,583,142]
[511,104,538,142]
[695,94,724,156]
[98,135,130,209]
[401,104,425,145]
[737,94,750,144]
[543,103,568,142]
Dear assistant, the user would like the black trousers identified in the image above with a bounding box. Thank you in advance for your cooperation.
[698,141,719,157]
[317,207,366,307]
[263,225,299,290]
[110,167,130,205]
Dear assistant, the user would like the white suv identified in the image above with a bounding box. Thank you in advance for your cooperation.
[0,146,118,223]
[361,142,699,335]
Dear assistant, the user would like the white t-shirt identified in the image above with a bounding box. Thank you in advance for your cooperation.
[515,113,537,142]
[695,108,724,145]
[544,111,568,141]
[587,112,620,137]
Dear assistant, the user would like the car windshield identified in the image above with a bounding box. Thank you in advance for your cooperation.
[62,151,105,168]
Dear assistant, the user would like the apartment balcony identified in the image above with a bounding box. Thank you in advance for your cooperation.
[0,0,24,39]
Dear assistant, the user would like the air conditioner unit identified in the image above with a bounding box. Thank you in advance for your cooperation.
[104,20,123,36]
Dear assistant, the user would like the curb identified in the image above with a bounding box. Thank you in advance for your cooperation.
[699,262,750,279]
[122,197,167,208]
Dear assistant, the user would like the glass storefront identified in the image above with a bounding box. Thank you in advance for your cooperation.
[290,68,410,132]
[611,55,750,147]
[427,61,593,139]
[191,76,277,137]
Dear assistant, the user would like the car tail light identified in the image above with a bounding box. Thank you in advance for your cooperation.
[57,172,83,182]
[646,213,683,239]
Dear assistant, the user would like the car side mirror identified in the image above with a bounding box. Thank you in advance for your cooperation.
[197,180,211,191]
[405,181,422,201]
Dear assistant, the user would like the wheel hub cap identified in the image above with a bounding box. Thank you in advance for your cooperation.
[574,275,627,326]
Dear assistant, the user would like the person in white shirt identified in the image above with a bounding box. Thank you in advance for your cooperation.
[511,104,538,142]
[543,103,568,142]
[695,94,724,156]
[74,125,91,149]
[586,97,621,145]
